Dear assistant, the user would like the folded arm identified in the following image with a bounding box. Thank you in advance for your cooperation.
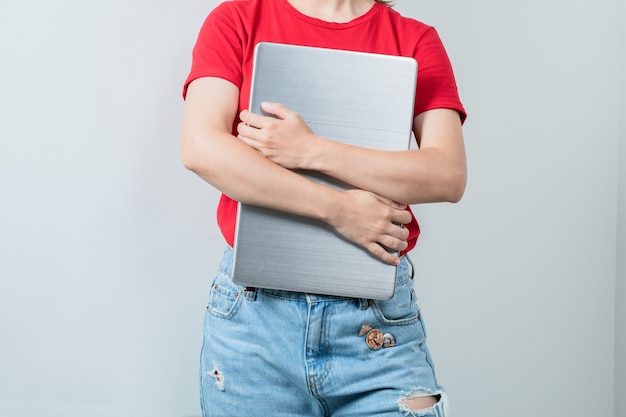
[238,102,467,205]
[181,77,412,265]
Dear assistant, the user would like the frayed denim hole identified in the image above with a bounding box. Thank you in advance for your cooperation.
[398,391,448,417]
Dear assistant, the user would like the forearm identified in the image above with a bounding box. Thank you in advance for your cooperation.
[309,143,466,205]
[308,109,467,205]
[239,105,466,206]
[183,130,338,221]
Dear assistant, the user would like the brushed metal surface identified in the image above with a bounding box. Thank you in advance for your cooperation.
[232,42,417,300]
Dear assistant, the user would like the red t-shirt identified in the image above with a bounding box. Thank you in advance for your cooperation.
[184,0,466,254]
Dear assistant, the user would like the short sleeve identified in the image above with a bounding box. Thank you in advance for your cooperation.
[183,3,244,98]
[414,27,466,123]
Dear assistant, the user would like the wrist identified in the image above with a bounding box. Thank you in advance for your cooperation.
[300,133,328,171]
[315,186,344,225]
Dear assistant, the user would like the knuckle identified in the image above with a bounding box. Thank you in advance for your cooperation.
[268,124,280,135]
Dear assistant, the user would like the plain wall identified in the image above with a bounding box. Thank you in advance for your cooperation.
[395,1,620,415]
[616,0,626,414]
[0,1,219,416]
[0,1,622,417]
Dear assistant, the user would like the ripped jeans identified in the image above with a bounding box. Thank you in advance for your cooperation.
[199,247,448,416]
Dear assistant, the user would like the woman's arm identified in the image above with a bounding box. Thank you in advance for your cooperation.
[181,77,412,265]
[238,103,467,205]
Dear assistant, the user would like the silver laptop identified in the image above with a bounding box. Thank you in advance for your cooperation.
[232,42,417,300]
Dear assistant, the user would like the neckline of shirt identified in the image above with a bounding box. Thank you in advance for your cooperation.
[275,0,383,29]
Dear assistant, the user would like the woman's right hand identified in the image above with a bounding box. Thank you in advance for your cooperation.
[326,189,412,266]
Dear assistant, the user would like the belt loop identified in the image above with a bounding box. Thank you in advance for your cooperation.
[243,287,257,301]
[406,254,415,279]
[359,298,370,310]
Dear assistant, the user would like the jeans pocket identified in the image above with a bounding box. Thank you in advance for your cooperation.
[206,269,243,319]
[371,280,420,325]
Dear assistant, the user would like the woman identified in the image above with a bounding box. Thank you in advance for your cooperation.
[181,0,466,415]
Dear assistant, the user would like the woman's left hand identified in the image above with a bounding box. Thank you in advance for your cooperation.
[237,102,318,169]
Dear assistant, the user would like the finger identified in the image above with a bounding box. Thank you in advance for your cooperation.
[237,134,255,148]
[367,243,402,266]
[377,233,409,253]
[377,221,409,249]
[239,109,271,129]
[260,102,294,120]
[386,222,410,240]
[237,122,260,140]
[236,121,247,136]
[390,208,413,225]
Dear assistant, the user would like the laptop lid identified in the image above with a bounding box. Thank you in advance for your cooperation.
[232,42,417,300]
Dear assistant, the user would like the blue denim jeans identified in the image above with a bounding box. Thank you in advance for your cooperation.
[200,247,447,416]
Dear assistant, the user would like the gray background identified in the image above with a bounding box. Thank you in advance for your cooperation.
[0,0,624,416]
